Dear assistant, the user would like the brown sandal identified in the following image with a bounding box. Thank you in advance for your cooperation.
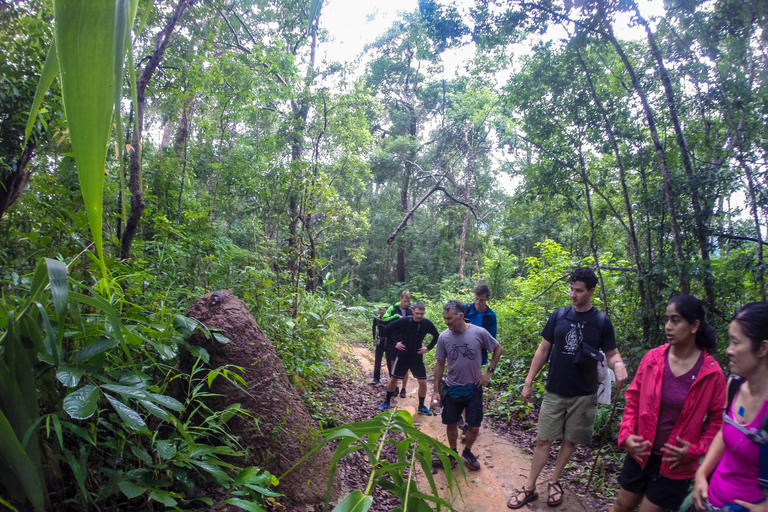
[507,486,538,509]
[547,481,564,507]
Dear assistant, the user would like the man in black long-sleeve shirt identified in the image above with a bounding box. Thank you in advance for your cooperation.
[379,302,440,414]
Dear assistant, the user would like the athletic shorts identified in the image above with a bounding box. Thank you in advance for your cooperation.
[618,453,690,510]
[441,387,483,427]
[537,390,598,445]
[390,353,427,380]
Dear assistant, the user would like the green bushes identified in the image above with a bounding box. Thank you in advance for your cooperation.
[0,258,279,511]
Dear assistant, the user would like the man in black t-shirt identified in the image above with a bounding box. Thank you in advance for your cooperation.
[379,303,440,415]
[508,267,628,509]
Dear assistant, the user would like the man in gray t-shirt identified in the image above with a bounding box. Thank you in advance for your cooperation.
[432,300,503,471]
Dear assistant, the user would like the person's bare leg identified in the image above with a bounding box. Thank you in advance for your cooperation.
[637,496,668,512]
[417,379,427,398]
[550,437,577,483]
[386,378,397,393]
[446,423,459,450]
[525,439,554,490]
[609,487,644,512]
[400,371,409,393]
[464,426,480,451]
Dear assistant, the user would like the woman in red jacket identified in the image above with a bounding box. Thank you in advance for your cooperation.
[610,295,726,512]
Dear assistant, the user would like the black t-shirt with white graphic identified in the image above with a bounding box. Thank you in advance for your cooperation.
[541,306,617,397]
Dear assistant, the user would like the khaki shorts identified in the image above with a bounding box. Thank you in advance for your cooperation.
[537,390,598,445]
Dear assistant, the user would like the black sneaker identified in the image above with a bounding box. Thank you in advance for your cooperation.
[462,448,481,471]
[400,388,407,398]
[393,386,399,396]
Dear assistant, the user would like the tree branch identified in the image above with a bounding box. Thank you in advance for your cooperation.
[386,180,477,245]
[712,232,768,247]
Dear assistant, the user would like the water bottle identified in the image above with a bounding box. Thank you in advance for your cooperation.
[432,399,441,415]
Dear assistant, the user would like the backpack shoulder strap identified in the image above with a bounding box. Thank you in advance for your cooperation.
[727,376,744,412]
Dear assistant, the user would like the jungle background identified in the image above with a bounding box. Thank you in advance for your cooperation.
[1,0,767,509]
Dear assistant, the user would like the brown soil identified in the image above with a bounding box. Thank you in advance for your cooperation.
[334,342,617,512]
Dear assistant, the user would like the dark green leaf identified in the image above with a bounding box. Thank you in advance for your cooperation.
[226,498,267,512]
[73,338,119,363]
[105,393,147,431]
[56,367,84,387]
[63,385,99,420]
[118,480,147,499]
[172,315,198,336]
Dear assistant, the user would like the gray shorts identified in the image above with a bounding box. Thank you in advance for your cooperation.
[537,390,598,445]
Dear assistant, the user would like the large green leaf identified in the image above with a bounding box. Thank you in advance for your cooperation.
[118,480,147,499]
[45,258,69,352]
[104,394,147,431]
[330,491,373,512]
[0,411,46,512]
[226,498,267,512]
[63,385,99,420]
[53,0,122,274]
[73,338,120,363]
[24,41,60,147]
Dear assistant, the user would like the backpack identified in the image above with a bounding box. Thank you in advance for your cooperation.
[547,306,607,364]
[723,376,768,499]
[463,303,493,332]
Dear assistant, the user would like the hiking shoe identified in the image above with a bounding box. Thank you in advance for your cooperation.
[448,454,457,469]
[461,424,468,442]
[457,416,466,428]
[417,405,431,415]
[462,448,481,471]
[371,378,380,384]
[379,401,390,411]
[393,387,399,396]
[400,388,407,398]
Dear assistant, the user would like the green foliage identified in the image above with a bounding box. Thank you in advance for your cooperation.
[291,410,463,512]
[0,258,280,511]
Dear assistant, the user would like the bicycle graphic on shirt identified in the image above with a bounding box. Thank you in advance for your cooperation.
[448,344,477,361]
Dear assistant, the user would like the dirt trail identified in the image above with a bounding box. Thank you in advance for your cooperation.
[345,345,589,512]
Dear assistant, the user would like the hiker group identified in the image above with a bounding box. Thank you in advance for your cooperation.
[369,268,768,512]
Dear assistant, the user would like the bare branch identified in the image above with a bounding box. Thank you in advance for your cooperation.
[712,232,768,247]
[387,181,477,245]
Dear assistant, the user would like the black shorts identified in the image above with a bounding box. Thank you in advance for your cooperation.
[441,387,483,427]
[391,353,427,380]
[618,453,691,510]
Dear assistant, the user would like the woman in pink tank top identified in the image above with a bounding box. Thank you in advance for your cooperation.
[692,301,768,512]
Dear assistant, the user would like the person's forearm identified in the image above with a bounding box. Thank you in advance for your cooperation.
[433,360,446,391]
[606,350,624,371]
[695,430,725,479]
[525,343,549,385]
[488,343,503,368]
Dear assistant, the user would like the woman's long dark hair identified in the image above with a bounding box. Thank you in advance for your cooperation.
[732,302,768,353]
[668,295,717,352]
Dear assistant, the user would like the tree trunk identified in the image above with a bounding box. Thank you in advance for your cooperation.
[121,0,194,259]
[634,6,715,305]
[598,0,688,294]
[458,139,477,280]
[738,154,766,300]
[175,97,194,224]
[0,139,36,222]
[575,44,650,336]
[578,146,608,312]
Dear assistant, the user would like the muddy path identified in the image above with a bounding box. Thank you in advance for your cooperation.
[341,344,592,512]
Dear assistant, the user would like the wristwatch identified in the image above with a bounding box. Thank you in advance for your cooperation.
[488,367,495,373]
